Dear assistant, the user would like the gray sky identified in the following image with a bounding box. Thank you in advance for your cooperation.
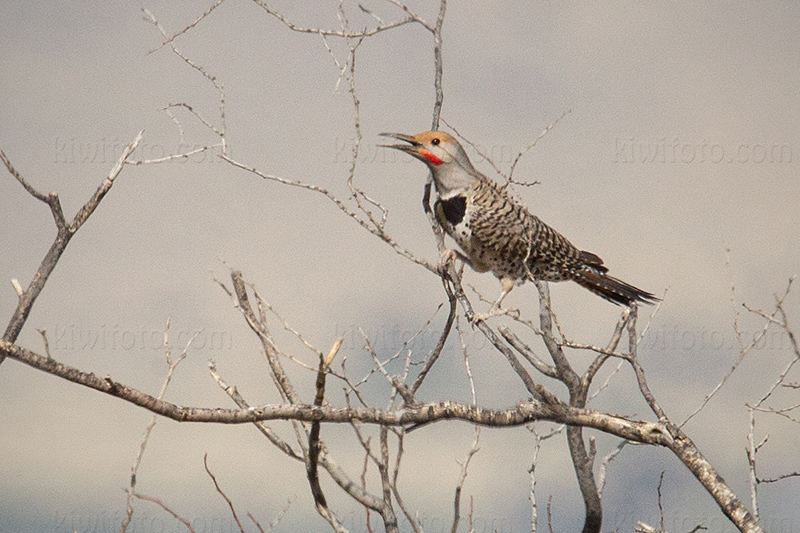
[2,2,799,532]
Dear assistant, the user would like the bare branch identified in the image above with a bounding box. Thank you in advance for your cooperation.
[209,361,300,460]
[211,359,388,514]
[221,154,436,272]
[430,0,447,129]
[267,496,295,532]
[452,325,480,533]
[143,8,227,152]
[204,454,246,533]
[597,440,627,497]
[307,340,347,531]
[132,493,195,532]
[657,471,666,533]
[567,424,602,533]
[584,308,631,387]
[746,409,760,521]
[251,0,417,38]
[411,277,457,394]
[681,270,792,426]
[10,278,24,298]
[529,429,543,533]
[447,272,557,404]
[128,144,223,166]
[626,308,669,422]
[508,109,571,183]
[0,336,677,441]
[452,427,480,533]
[377,426,399,532]
[2,131,142,359]
[360,445,373,533]
[666,425,762,533]
[35,328,52,359]
[230,270,301,404]
[533,281,602,533]
[358,327,415,406]
[1,149,66,228]
[441,119,506,180]
[77,131,144,228]
[421,0,448,253]
[498,325,558,378]
[158,102,222,136]
[121,319,196,533]
[749,282,800,409]
[249,512,267,533]
[757,472,800,484]
[535,281,579,389]
[390,432,421,533]
[635,522,662,533]
[148,0,227,54]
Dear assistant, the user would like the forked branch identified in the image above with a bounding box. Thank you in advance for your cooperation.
[1,132,142,355]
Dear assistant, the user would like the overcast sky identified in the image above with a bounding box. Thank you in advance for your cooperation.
[2,2,799,532]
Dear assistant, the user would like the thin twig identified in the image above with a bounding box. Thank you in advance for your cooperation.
[498,325,558,378]
[681,270,792,427]
[252,0,417,38]
[528,425,562,533]
[757,472,800,484]
[361,444,373,533]
[508,109,571,183]
[204,454,246,533]
[657,471,666,532]
[746,409,760,521]
[36,328,52,359]
[208,361,301,460]
[121,319,197,532]
[142,8,227,152]
[221,154,435,272]
[441,119,506,180]
[132,492,195,532]
[452,425,480,533]
[412,281,457,394]
[597,440,627,497]
[148,0,227,54]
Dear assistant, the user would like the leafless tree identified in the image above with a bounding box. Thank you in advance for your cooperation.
[2,2,797,533]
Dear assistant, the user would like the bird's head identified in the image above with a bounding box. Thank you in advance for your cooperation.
[379,131,473,170]
[379,131,481,194]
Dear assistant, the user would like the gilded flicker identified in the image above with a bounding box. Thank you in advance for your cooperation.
[380,131,658,308]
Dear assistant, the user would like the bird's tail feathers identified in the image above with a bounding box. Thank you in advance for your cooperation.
[579,250,608,273]
[575,268,659,307]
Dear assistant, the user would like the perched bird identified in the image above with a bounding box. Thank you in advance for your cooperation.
[380,131,658,310]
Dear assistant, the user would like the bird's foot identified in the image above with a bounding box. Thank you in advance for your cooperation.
[437,248,462,275]
[472,278,518,322]
[472,305,520,323]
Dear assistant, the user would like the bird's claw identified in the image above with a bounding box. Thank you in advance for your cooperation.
[472,305,520,323]
[437,248,458,274]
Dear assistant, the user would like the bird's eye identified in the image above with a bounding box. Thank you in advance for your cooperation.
[431,138,440,146]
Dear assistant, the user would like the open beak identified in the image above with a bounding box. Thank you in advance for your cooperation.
[378,132,421,154]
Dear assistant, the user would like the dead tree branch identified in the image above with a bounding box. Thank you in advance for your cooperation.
[121,320,196,533]
[203,454,246,533]
[1,132,142,357]
[0,337,675,440]
[132,493,195,532]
